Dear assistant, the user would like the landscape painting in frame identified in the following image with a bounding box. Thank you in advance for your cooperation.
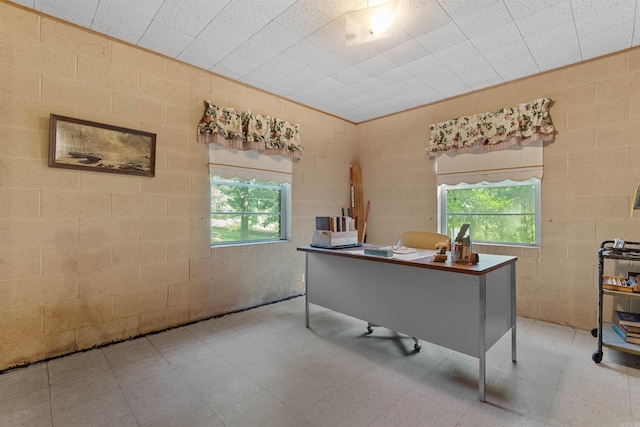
[49,114,156,177]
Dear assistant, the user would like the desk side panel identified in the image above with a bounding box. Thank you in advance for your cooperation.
[306,253,481,356]
[485,264,514,350]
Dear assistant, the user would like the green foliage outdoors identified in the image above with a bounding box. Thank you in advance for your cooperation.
[446,183,536,245]
[211,176,282,244]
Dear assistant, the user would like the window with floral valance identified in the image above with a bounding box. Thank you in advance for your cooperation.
[197,101,303,160]
[427,98,555,158]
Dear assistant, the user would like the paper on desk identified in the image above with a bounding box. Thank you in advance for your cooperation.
[352,248,435,261]
[393,249,436,261]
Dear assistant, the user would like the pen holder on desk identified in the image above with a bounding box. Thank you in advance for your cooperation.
[451,226,472,264]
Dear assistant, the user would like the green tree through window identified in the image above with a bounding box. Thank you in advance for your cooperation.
[210,176,287,245]
[441,179,540,246]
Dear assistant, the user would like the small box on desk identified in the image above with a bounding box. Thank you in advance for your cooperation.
[364,247,393,257]
[312,230,358,247]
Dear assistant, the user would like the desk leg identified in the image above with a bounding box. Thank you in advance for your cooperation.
[305,253,310,328]
[479,275,486,402]
[511,262,517,363]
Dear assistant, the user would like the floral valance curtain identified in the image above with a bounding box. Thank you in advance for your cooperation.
[197,101,303,160]
[427,98,555,158]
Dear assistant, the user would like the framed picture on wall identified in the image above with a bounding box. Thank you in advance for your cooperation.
[48,114,156,177]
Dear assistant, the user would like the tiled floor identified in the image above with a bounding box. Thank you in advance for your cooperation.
[1,296,639,427]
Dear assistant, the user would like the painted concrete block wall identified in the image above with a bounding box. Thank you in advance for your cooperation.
[356,49,640,330]
[0,2,355,370]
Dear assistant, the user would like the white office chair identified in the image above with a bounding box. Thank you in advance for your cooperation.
[366,231,451,352]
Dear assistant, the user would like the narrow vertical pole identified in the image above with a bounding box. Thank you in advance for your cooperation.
[478,275,486,402]
[511,261,517,362]
[305,252,310,328]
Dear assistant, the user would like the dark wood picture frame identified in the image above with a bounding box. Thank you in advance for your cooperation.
[49,114,156,177]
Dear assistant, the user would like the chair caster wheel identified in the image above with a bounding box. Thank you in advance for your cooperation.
[366,326,373,334]
[414,343,421,351]
[592,350,602,363]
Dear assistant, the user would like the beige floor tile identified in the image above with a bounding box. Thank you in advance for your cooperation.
[267,370,335,414]
[51,389,137,427]
[217,389,307,427]
[50,369,119,411]
[0,363,49,403]
[0,388,52,427]
[48,349,110,386]
[299,390,379,427]
[102,338,161,368]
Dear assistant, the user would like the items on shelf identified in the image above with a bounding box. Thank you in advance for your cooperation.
[601,275,635,293]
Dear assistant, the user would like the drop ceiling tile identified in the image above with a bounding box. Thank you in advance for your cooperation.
[578,20,635,60]
[462,68,503,90]
[305,16,346,51]
[376,67,412,85]
[284,39,329,67]
[389,77,426,95]
[455,1,513,39]
[333,85,362,101]
[402,55,446,79]
[437,0,501,19]
[217,42,279,78]
[422,67,457,85]
[154,0,227,37]
[35,0,99,27]
[332,66,371,85]
[570,0,637,20]
[383,39,429,66]
[415,22,467,53]
[351,77,386,93]
[514,1,574,38]
[10,0,34,7]
[245,0,299,19]
[574,3,635,38]
[406,85,441,104]
[138,22,194,58]
[397,0,452,38]
[448,55,491,78]
[433,40,481,66]
[524,24,578,54]
[634,17,640,46]
[308,53,350,75]
[481,39,530,65]
[91,1,163,45]
[494,55,540,81]
[503,0,567,19]
[471,23,523,53]
[250,22,303,53]
[435,77,472,98]
[532,38,581,71]
[355,55,397,76]
[242,55,301,86]
[350,93,379,108]
[274,1,333,38]
[210,63,245,81]
[209,0,273,39]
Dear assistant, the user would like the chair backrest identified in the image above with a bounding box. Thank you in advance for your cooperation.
[396,231,450,250]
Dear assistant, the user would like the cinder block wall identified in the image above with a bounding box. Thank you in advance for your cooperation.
[0,1,355,370]
[357,49,640,329]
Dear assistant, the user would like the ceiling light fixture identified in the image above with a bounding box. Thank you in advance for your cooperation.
[345,0,399,47]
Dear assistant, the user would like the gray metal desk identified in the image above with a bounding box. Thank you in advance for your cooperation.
[297,245,517,402]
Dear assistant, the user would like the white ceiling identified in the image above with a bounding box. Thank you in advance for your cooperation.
[8,0,640,123]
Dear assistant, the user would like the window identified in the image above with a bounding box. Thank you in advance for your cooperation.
[211,176,289,245]
[439,178,540,246]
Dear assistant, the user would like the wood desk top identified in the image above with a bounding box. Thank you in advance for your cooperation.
[297,244,516,276]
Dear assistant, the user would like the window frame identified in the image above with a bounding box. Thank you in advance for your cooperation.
[438,178,541,247]
[210,176,290,247]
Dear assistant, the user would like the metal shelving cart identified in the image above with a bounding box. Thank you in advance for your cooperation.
[591,240,640,363]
